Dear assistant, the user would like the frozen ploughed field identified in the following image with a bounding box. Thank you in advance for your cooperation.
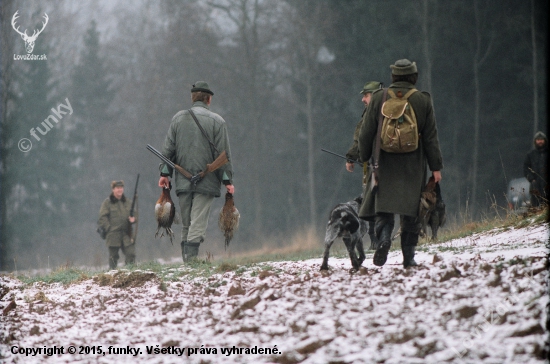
[1,223,548,363]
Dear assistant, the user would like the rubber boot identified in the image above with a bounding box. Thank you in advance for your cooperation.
[373,224,393,267]
[368,233,379,250]
[183,242,200,262]
[368,221,378,250]
[108,247,119,270]
[123,245,136,266]
[180,241,187,262]
[109,258,117,270]
[402,245,418,268]
[125,256,135,266]
[401,231,419,268]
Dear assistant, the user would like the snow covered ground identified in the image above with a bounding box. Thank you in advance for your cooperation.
[1,223,548,363]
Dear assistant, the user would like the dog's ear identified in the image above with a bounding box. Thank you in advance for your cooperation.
[354,196,363,204]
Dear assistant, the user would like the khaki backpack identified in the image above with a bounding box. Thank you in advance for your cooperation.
[380,89,419,153]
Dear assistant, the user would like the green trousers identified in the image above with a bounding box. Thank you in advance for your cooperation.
[108,244,135,269]
[178,192,215,244]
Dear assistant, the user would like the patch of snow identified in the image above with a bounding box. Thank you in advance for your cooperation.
[1,223,548,363]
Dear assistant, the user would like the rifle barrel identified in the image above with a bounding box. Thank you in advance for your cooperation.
[147,144,175,168]
[147,144,195,180]
[130,174,140,217]
[321,148,363,166]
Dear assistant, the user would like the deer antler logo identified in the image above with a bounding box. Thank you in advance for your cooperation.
[12,10,49,54]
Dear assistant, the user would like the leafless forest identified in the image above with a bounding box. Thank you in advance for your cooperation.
[0,0,547,270]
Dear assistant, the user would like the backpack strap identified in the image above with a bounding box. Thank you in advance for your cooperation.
[403,88,418,99]
[372,88,389,186]
[188,109,225,183]
[387,88,417,99]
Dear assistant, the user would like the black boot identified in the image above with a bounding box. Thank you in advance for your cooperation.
[402,245,418,268]
[367,221,378,250]
[109,258,117,270]
[108,247,119,270]
[368,233,379,250]
[373,224,393,267]
[401,231,418,268]
[183,242,200,262]
[180,241,187,262]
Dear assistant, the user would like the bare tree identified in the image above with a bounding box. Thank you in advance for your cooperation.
[471,0,495,216]
[531,0,538,134]
[280,2,335,228]
[208,0,286,238]
[0,0,18,270]
[420,0,434,93]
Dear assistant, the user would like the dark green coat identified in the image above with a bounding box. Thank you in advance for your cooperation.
[358,82,443,217]
[98,194,136,247]
[160,101,233,197]
[523,131,548,193]
[345,108,367,162]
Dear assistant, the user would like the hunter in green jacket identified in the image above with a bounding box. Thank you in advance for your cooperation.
[98,180,137,269]
[158,81,235,262]
[358,59,443,269]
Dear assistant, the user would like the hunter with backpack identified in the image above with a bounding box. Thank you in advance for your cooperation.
[358,59,443,268]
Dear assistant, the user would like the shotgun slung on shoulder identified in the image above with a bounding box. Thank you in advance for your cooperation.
[147,144,193,180]
[190,150,229,185]
[206,150,229,174]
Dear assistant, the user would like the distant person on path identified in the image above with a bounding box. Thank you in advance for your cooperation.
[345,81,382,250]
[523,131,548,208]
[358,59,443,268]
[158,81,234,262]
[98,180,137,269]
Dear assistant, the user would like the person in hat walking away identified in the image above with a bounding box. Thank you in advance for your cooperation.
[346,81,383,250]
[358,59,443,268]
[523,131,548,208]
[158,81,235,262]
[98,180,137,269]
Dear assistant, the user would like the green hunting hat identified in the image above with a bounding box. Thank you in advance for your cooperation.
[360,81,383,94]
[390,59,418,75]
[191,81,214,95]
[111,180,124,189]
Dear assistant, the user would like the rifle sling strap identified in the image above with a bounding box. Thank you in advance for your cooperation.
[188,109,219,160]
[188,109,222,183]
[373,88,389,183]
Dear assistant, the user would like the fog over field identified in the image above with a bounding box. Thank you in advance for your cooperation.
[1,0,548,270]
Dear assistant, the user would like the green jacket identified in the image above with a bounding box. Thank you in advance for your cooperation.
[160,101,233,197]
[346,108,367,162]
[98,194,136,247]
[358,82,443,217]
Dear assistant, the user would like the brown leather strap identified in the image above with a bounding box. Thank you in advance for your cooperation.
[188,109,223,183]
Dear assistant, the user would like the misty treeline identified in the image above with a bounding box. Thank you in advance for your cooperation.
[0,0,547,270]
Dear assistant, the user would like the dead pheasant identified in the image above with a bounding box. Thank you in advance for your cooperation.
[218,192,240,249]
[155,182,175,244]
[428,181,446,241]
[419,176,438,239]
